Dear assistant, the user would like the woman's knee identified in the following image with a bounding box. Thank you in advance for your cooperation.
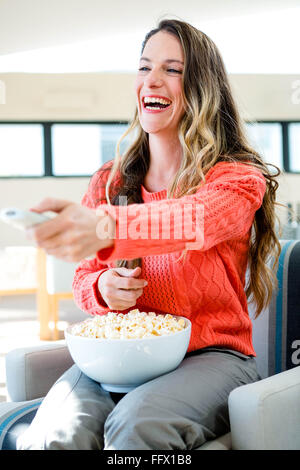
[104,386,194,450]
[17,366,115,450]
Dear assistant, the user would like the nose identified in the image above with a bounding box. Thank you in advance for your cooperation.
[143,67,163,88]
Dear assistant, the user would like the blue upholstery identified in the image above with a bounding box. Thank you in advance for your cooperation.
[251,240,300,378]
[0,399,42,450]
[272,240,300,374]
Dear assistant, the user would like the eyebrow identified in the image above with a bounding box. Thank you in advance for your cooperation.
[140,56,184,65]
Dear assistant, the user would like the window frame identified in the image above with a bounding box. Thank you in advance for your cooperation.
[0,119,299,178]
[0,121,46,178]
[0,120,129,179]
[286,121,300,173]
[245,119,287,173]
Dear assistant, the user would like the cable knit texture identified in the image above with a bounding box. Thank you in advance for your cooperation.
[72,161,266,355]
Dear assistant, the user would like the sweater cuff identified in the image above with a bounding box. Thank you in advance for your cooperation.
[96,239,135,263]
[96,203,189,262]
[90,269,111,311]
[96,205,139,263]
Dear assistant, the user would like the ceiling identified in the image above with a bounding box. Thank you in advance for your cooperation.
[0,0,299,55]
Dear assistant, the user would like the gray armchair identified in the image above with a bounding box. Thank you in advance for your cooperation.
[1,240,300,450]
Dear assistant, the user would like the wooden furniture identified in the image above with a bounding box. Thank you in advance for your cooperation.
[0,247,74,341]
[0,247,37,298]
[36,248,73,341]
[0,288,36,296]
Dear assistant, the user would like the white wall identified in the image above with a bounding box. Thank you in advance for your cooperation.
[0,72,299,247]
[1,72,299,121]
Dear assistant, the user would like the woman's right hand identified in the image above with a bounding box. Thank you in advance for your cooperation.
[97,266,147,311]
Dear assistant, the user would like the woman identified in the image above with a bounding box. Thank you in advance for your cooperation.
[19,18,281,450]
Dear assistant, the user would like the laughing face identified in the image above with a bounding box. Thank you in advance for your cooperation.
[135,31,186,136]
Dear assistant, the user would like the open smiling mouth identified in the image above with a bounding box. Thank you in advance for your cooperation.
[142,97,172,110]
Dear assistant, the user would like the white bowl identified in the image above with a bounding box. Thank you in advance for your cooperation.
[65,315,191,393]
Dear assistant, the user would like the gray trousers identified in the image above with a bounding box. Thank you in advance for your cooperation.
[17,348,260,450]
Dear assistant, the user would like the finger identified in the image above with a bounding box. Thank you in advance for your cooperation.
[109,303,135,311]
[30,198,73,214]
[115,276,147,290]
[43,242,83,262]
[43,247,72,262]
[127,266,142,277]
[115,288,143,302]
[32,233,62,250]
[132,288,144,299]
[27,212,71,243]
[113,267,141,278]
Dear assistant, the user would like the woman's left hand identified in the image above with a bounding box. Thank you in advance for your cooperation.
[26,198,115,262]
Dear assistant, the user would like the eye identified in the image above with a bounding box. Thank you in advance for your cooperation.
[138,66,182,74]
[167,69,182,74]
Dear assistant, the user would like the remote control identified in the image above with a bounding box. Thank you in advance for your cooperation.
[0,208,53,230]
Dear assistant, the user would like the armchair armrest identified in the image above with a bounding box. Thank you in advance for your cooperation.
[5,341,74,402]
[228,366,300,450]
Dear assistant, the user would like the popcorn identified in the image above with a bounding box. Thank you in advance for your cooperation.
[71,309,186,340]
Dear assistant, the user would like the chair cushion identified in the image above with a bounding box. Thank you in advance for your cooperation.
[0,399,42,450]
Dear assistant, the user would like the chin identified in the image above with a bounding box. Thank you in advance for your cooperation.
[139,119,176,135]
[141,126,164,134]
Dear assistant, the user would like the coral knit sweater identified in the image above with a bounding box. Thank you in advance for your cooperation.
[72,161,266,356]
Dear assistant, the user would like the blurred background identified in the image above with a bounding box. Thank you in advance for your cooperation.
[0,0,299,401]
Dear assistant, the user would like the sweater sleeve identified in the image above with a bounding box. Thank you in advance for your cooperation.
[72,163,114,316]
[96,162,266,263]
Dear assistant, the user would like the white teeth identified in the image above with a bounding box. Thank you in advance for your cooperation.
[145,106,164,110]
[143,96,171,105]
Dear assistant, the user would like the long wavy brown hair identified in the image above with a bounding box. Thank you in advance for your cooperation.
[93,18,282,318]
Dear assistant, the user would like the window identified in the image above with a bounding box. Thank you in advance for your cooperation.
[0,124,44,177]
[245,122,283,170]
[52,123,130,176]
[289,123,300,172]
[52,124,101,176]
[100,124,132,165]
[0,121,299,177]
